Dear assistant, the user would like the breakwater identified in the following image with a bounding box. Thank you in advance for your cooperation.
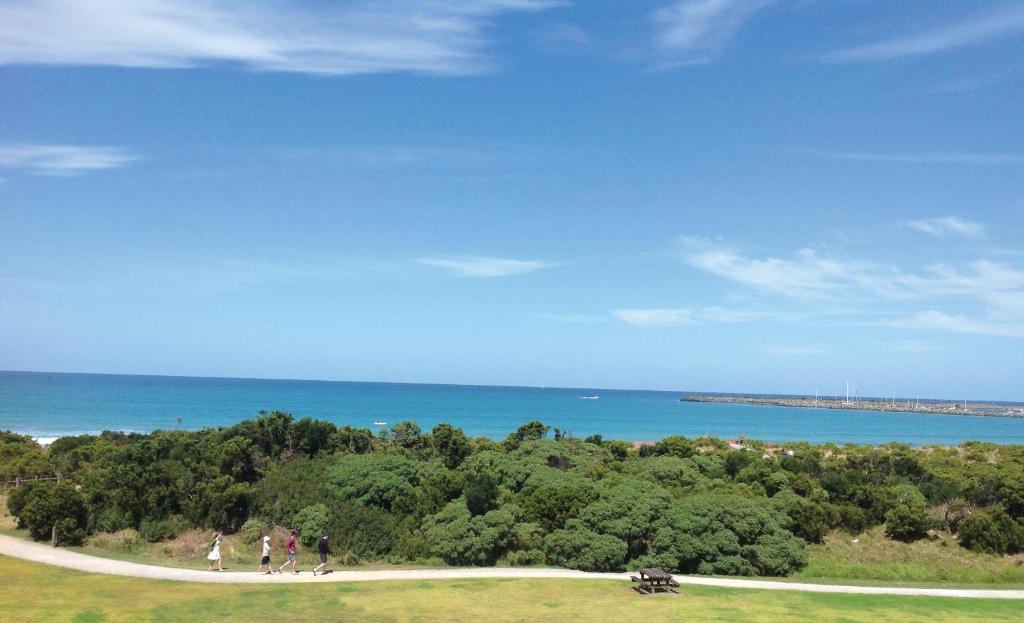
[682,395,1024,418]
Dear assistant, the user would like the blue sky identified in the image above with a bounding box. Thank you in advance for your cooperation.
[1,0,1023,400]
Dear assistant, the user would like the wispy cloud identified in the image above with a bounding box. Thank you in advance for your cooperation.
[613,306,776,327]
[824,5,1024,62]
[678,237,1024,337]
[679,237,889,300]
[0,0,557,76]
[652,0,777,67]
[0,142,139,176]
[900,310,1024,338]
[417,256,557,278]
[679,237,1024,301]
[801,149,1024,166]
[614,308,696,327]
[907,216,984,238]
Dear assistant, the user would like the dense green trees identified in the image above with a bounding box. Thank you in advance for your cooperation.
[422,500,518,565]
[958,507,1024,555]
[645,494,807,576]
[15,482,89,545]
[543,523,627,571]
[0,432,53,481]
[4,416,1024,576]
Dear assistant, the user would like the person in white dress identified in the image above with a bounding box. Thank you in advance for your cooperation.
[207,531,223,571]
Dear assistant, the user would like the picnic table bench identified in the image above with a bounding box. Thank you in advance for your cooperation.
[630,567,679,594]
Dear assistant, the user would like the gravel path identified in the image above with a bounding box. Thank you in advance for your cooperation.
[2,535,1023,599]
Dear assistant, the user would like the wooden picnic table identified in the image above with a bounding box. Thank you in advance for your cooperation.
[631,567,679,594]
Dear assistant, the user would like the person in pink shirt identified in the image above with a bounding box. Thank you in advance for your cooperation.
[278,529,299,575]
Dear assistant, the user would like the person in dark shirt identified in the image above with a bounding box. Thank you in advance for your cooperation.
[312,532,330,576]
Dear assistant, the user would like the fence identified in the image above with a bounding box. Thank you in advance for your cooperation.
[0,475,60,491]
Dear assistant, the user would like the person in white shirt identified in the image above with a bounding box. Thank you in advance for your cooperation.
[256,535,274,575]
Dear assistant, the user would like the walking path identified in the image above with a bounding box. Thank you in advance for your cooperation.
[2,535,1022,599]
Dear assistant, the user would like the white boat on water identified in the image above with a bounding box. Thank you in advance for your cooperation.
[372,420,387,426]
[580,395,599,400]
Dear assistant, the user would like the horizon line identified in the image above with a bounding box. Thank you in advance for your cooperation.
[2,368,1020,406]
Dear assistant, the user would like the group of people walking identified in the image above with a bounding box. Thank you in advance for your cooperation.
[205,529,332,576]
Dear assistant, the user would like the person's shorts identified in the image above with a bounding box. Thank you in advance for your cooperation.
[261,555,271,565]
[288,553,297,562]
[319,553,328,564]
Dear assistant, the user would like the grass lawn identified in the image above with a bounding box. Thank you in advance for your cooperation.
[1,555,1021,623]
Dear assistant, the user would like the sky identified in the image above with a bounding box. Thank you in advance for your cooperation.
[1,0,1023,401]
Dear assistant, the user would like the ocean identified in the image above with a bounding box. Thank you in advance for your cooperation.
[2,371,1024,445]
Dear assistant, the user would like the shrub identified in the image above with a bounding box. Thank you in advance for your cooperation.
[520,471,597,532]
[464,470,498,516]
[328,453,420,514]
[505,549,545,566]
[651,436,695,459]
[138,515,189,542]
[542,525,627,572]
[6,482,36,527]
[293,503,330,547]
[773,492,830,544]
[17,482,89,545]
[836,504,870,534]
[885,504,928,542]
[647,494,806,576]
[422,500,517,565]
[431,423,472,469]
[325,502,401,559]
[253,457,333,524]
[958,507,1024,555]
[240,517,270,544]
[503,421,549,449]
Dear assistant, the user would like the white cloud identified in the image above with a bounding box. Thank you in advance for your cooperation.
[0,0,557,76]
[680,238,1024,301]
[678,238,1024,338]
[653,0,777,66]
[901,310,1024,338]
[907,216,984,238]
[417,256,557,278]
[0,142,138,175]
[613,308,696,327]
[679,237,890,300]
[612,306,776,327]
[824,5,1024,62]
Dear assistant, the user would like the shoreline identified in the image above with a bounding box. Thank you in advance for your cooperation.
[683,395,1024,418]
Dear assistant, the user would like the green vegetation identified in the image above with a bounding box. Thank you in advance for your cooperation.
[3,415,1024,580]
[1,555,1021,623]
[800,527,1024,587]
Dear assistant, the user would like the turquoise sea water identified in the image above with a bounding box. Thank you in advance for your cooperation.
[2,371,1024,445]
